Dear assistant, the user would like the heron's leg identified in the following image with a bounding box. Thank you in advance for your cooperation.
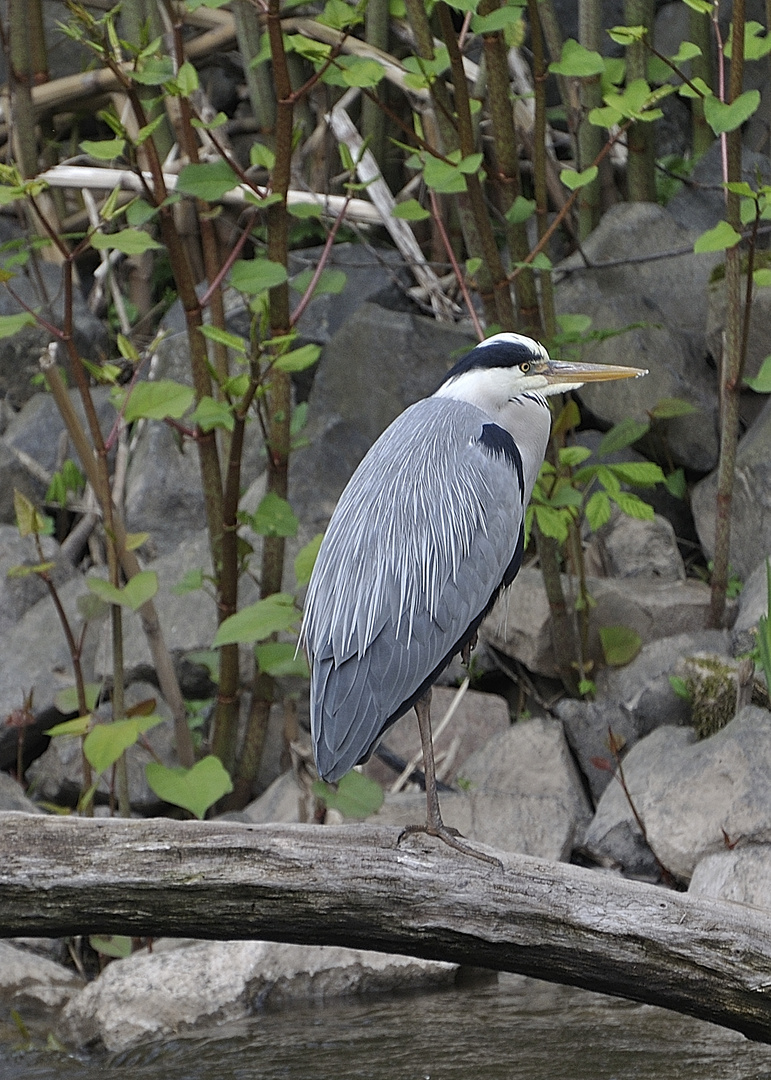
[399,690,501,868]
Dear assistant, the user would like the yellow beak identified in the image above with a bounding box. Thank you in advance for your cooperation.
[537,359,648,384]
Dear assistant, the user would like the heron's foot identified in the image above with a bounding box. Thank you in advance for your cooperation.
[397,821,503,868]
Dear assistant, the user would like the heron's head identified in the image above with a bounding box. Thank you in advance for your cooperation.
[436,333,647,404]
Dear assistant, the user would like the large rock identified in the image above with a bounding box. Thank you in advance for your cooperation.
[0,387,118,519]
[0,263,108,410]
[689,845,771,909]
[60,939,456,1051]
[595,630,733,728]
[373,717,592,861]
[0,940,83,1014]
[582,706,771,882]
[0,575,100,730]
[691,397,771,580]
[582,511,685,582]
[483,567,724,679]
[363,685,510,789]
[554,202,720,472]
[0,524,77,635]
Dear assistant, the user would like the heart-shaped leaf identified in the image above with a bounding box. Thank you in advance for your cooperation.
[145,756,233,819]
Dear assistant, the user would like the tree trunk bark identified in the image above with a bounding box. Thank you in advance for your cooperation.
[2,813,771,1043]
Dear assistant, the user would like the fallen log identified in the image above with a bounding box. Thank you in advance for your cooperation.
[1,812,770,1042]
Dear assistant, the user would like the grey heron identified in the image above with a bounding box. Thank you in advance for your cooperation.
[301,333,646,862]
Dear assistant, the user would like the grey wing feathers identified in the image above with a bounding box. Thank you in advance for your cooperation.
[301,397,525,781]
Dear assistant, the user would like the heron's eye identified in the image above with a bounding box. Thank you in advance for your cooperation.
[519,362,531,373]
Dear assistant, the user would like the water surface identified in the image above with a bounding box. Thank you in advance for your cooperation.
[3,975,771,1080]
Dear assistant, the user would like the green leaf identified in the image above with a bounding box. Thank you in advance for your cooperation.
[289,202,323,219]
[229,258,288,295]
[176,160,240,200]
[252,492,299,538]
[598,418,650,455]
[90,935,132,959]
[80,138,126,160]
[273,343,321,373]
[84,714,164,773]
[13,490,48,537]
[392,199,431,221]
[54,685,101,714]
[126,199,157,227]
[322,55,385,88]
[172,568,205,595]
[533,504,570,542]
[471,5,524,34]
[256,641,309,677]
[694,220,742,253]
[726,21,771,62]
[132,54,175,85]
[558,445,592,467]
[86,570,158,611]
[0,311,36,338]
[753,267,771,288]
[745,354,771,392]
[250,143,276,170]
[121,379,195,422]
[612,491,655,520]
[600,625,641,666]
[649,397,699,419]
[198,324,248,353]
[213,593,300,646]
[136,115,166,146]
[560,166,598,192]
[46,715,92,738]
[664,468,687,499]
[505,196,536,225]
[190,395,235,432]
[291,267,347,297]
[312,770,384,818]
[605,461,665,486]
[607,24,646,46]
[704,90,760,136]
[145,755,233,819]
[91,229,161,255]
[175,60,199,95]
[295,533,323,586]
[549,38,605,77]
[585,490,612,531]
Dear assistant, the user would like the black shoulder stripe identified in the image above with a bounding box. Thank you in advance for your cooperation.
[478,423,525,499]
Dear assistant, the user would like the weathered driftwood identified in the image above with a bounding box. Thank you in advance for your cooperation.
[2,812,771,1042]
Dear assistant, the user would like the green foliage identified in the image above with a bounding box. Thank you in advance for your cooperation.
[13,490,53,538]
[694,221,741,253]
[560,166,598,192]
[87,571,158,611]
[599,626,642,667]
[745,355,771,393]
[704,91,760,135]
[753,560,771,694]
[251,493,299,538]
[213,593,301,646]
[117,380,195,423]
[145,755,234,819]
[90,935,132,958]
[177,160,240,200]
[294,534,323,587]
[46,460,86,508]
[84,715,164,773]
[312,769,384,818]
[548,39,604,77]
